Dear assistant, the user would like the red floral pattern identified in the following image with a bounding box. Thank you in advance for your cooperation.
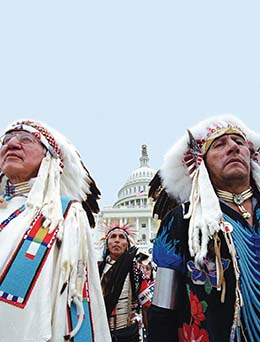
[190,292,206,325]
[178,291,209,342]
[178,323,208,342]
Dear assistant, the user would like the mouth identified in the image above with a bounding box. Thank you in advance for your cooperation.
[4,153,22,162]
[225,158,245,167]
[112,245,121,250]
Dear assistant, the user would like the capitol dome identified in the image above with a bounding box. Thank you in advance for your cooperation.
[113,144,156,208]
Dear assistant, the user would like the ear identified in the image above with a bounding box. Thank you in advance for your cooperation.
[248,142,258,161]
[252,150,259,162]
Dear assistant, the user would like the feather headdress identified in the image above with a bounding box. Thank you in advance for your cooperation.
[149,114,260,264]
[99,222,137,259]
[0,119,100,227]
[100,223,136,246]
[161,114,260,203]
[0,119,106,340]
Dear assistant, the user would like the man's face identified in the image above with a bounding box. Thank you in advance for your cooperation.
[107,229,129,260]
[0,130,46,183]
[205,134,251,190]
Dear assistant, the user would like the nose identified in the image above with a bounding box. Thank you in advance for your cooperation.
[226,137,240,153]
[0,136,21,153]
[4,135,21,147]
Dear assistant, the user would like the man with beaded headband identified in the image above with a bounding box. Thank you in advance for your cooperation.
[148,114,260,342]
[0,119,111,341]
[98,223,153,342]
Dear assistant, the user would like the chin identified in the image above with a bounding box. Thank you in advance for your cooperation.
[225,172,249,183]
[2,164,22,175]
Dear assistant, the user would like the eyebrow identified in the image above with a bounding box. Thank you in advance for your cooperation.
[110,233,126,239]
[212,134,245,146]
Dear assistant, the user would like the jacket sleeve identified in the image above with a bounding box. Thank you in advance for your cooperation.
[148,205,188,342]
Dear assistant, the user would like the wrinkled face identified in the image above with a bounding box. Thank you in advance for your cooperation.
[0,130,46,183]
[205,134,251,189]
[107,229,129,260]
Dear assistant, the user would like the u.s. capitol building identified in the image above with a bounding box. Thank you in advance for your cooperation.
[95,144,158,258]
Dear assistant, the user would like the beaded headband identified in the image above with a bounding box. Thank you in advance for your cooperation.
[4,120,64,168]
[101,223,136,246]
[199,126,247,155]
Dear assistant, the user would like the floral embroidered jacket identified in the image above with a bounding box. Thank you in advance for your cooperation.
[149,199,260,342]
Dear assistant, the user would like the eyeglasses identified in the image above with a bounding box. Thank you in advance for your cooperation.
[0,131,38,148]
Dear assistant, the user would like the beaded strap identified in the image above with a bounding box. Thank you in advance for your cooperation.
[0,205,26,232]
[221,220,243,342]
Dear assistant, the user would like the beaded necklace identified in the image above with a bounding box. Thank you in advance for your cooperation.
[2,180,31,201]
[216,187,253,219]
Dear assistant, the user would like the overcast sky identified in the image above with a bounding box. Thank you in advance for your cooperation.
[1,0,260,207]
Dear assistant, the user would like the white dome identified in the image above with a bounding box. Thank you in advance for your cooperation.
[126,166,156,184]
[113,145,156,208]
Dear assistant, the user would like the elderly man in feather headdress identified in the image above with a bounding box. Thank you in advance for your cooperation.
[0,119,111,341]
[98,223,153,342]
[148,114,260,342]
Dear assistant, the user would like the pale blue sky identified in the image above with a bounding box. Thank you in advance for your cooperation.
[0,1,259,206]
